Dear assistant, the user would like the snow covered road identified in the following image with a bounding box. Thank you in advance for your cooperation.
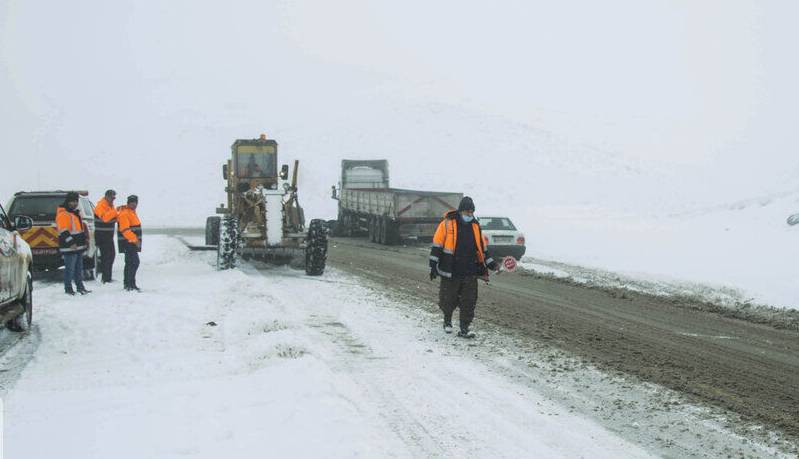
[1,235,653,458]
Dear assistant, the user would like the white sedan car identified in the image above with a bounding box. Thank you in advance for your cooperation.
[478,216,526,260]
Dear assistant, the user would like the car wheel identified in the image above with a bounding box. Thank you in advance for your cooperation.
[7,273,33,332]
[84,251,97,280]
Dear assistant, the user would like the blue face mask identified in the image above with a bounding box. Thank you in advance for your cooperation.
[461,214,474,223]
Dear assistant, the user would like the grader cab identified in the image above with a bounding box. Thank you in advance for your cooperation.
[205,134,327,275]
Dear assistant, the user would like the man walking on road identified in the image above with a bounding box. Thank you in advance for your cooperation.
[429,196,498,338]
[56,192,91,295]
[117,195,142,292]
[94,189,118,283]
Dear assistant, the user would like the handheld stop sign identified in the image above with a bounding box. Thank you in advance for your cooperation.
[502,256,517,273]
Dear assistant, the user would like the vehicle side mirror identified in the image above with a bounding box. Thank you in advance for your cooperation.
[222,164,229,180]
[280,164,289,180]
[14,215,33,232]
[331,185,338,200]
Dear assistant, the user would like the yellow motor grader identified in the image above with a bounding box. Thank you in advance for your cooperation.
[205,134,327,275]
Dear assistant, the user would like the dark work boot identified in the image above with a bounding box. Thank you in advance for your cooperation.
[457,326,476,339]
[443,314,453,334]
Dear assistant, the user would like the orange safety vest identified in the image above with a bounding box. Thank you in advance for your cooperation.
[117,205,142,251]
[56,206,88,253]
[429,211,495,278]
[94,197,118,234]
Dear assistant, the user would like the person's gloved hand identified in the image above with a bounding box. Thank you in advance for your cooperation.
[429,268,438,281]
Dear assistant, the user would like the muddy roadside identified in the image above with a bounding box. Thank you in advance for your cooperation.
[327,237,799,452]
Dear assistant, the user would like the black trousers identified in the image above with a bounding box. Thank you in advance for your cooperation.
[439,275,478,329]
[95,232,116,282]
[123,245,140,288]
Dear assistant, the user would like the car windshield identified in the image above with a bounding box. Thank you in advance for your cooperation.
[237,152,276,178]
[479,217,517,231]
[8,195,64,220]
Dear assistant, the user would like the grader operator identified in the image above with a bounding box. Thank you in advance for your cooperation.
[205,134,327,275]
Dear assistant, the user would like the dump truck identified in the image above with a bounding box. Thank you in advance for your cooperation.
[205,134,327,275]
[331,160,462,245]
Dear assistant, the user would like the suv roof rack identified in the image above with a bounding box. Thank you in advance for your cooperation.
[14,190,89,196]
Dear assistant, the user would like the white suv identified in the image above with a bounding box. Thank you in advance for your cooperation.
[0,202,33,331]
[478,216,526,260]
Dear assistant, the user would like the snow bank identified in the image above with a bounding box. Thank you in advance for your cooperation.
[521,190,799,310]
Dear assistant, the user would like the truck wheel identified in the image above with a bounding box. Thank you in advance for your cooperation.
[384,219,400,246]
[7,273,32,332]
[305,219,328,276]
[326,220,338,235]
[206,216,221,245]
[217,216,239,270]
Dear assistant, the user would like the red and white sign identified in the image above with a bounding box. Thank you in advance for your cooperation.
[502,256,517,272]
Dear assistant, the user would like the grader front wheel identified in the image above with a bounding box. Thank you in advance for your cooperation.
[217,216,239,270]
[305,219,328,276]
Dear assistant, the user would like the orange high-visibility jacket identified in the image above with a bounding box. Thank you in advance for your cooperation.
[94,197,118,233]
[56,206,88,253]
[117,205,142,251]
[429,211,496,278]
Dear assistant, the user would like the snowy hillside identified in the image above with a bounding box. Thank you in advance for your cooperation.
[516,188,799,310]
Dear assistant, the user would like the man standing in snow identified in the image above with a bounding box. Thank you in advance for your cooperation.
[117,195,142,292]
[429,196,499,338]
[94,189,118,284]
[56,192,91,295]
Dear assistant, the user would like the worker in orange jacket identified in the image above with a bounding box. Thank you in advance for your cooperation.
[117,195,142,291]
[56,192,91,295]
[429,196,498,338]
[94,189,118,283]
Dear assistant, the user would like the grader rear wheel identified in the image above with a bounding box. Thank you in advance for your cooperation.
[206,216,221,246]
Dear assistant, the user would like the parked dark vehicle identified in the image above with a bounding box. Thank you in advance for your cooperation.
[0,202,34,331]
[6,191,98,279]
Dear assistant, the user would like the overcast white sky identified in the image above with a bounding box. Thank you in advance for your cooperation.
[1,0,797,224]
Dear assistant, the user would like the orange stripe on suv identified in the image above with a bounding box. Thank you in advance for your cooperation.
[19,226,59,248]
